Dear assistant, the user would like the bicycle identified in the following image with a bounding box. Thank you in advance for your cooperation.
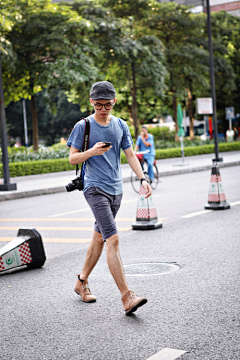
[131,150,159,193]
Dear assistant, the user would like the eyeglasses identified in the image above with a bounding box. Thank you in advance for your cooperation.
[93,102,115,110]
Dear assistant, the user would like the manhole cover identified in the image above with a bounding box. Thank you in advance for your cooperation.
[124,262,180,276]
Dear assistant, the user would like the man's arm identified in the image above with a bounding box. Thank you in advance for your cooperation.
[134,144,139,152]
[141,136,151,147]
[69,143,111,165]
[124,147,152,198]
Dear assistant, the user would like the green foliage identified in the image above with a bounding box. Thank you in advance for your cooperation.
[2,142,239,177]
[146,127,175,141]
[3,0,91,102]
[158,142,240,157]
[121,141,240,163]
[5,144,70,163]
[218,141,240,151]
[1,0,99,150]
[1,0,240,143]
[0,158,74,177]
[208,12,240,130]
[128,125,175,143]
[36,90,84,145]
[5,89,84,146]
[154,137,224,149]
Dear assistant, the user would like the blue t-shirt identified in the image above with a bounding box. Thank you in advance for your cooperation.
[67,115,133,195]
[136,133,155,157]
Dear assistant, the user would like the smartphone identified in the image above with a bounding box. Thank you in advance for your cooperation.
[102,142,111,148]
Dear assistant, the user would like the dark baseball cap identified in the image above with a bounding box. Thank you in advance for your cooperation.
[90,81,116,100]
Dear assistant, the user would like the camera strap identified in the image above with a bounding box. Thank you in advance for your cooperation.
[76,117,90,176]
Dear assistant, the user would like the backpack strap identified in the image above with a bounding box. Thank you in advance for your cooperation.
[76,117,90,176]
[82,118,90,152]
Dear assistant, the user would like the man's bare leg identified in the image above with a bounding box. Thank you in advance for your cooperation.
[80,230,104,280]
[106,233,129,297]
[106,233,147,314]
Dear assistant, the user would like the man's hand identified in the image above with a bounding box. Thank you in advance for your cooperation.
[142,180,152,198]
[90,142,112,156]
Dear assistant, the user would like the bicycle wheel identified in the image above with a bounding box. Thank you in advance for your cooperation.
[131,169,140,193]
[151,164,159,189]
[144,160,159,190]
[131,161,149,193]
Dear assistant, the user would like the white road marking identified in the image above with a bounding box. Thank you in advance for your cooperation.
[230,200,240,206]
[182,200,240,219]
[0,237,91,244]
[48,195,161,218]
[49,207,91,217]
[0,226,131,231]
[147,348,187,360]
[182,210,212,218]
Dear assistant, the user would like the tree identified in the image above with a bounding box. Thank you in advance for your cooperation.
[3,0,97,150]
[72,0,167,138]
[227,18,240,118]
[147,3,210,139]
[5,89,86,146]
[37,89,85,145]
[208,11,238,132]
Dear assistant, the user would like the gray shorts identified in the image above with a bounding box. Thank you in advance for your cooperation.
[84,187,123,242]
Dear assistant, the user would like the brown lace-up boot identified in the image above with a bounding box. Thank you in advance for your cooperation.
[74,275,96,303]
[121,290,147,315]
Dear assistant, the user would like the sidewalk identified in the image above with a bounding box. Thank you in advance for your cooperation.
[0,151,239,201]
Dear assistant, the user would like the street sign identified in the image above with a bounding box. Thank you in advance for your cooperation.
[225,107,234,119]
[197,98,213,114]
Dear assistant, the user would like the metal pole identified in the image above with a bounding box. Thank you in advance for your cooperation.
[0,52,17,191]
[206,0,222,163]
[204,115,208,137]
[23,99,28,147]
[180,137,185,164]
[183,109,187,132]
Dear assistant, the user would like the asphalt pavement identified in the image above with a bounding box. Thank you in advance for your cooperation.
[0,164,239,360]
[0,150,239,201]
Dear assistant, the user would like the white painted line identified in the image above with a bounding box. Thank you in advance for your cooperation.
[182,210,212,218]
[48,195,161,218]
[147,348,187,360]
[182,200,240,219]
[49,207,91,217]
[230,200,240,207]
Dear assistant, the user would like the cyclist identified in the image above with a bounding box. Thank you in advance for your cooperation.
[134,125,156,183]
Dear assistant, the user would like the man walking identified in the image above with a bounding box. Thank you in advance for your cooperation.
[67,81,152,315]
[134,126,156,184]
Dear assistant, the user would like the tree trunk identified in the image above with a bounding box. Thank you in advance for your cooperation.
[131,63,139,140]
[30,94,39,151]
[187,88,194,140]
[126,92,133,125]
[173,96,179,142]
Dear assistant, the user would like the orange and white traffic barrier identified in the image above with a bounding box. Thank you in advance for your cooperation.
[0,228,46,273]
[132,186,163,230]
[205,165,230,210]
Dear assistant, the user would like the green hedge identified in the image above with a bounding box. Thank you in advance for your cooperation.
[1,142,239,177]
[121,141,240,163]
[0,159,75,177]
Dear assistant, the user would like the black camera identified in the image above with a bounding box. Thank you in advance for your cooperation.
[66,176,84,192]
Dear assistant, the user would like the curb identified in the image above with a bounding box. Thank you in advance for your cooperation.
[0,160,239,202]
[0,186,66,202]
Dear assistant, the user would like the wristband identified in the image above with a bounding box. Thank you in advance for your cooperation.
[140,178,149,185]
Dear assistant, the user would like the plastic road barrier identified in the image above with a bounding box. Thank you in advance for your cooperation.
[0,228,46,273]
[132,186,163,230]
[205,165,230,210]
